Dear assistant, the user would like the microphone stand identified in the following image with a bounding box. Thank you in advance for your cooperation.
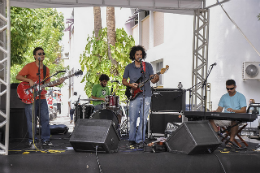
[187,82,201,111]
[37,58,42,149]
[140,61,146,149]
[201,64,215,119]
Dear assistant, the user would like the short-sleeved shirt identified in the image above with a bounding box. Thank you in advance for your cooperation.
[218,92,247,113]
[92,84,110,106]
[69,95,78,109]
[18,61,50,99]
[123,62,154,98]
[47,97,53,105]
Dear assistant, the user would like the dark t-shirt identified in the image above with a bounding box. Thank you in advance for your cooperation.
[123,62,154,98]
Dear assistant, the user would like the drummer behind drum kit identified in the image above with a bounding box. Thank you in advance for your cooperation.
[75,94,125,132]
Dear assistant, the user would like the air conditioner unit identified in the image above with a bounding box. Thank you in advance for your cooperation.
[242,62,260,80]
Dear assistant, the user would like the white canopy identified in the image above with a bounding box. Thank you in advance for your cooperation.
[10,0,205,15]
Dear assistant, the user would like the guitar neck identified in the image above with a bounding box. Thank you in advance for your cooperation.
[40,74,74,88]
[139,72,161,88]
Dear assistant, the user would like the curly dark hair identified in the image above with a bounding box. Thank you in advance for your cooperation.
[99,74,110,81]
[129,45,147,61]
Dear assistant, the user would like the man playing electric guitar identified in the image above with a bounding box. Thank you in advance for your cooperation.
[16,47,65,148]
[122,45,159,148]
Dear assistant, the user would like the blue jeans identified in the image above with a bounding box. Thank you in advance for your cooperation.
[70,109,75,120]
[24,99,50,142]
[128,96,151,143]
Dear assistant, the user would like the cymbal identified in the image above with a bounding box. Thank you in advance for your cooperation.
[80,98,101,101]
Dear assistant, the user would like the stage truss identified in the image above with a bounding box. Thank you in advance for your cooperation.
[0,0,11,155]
[191,9,209,111]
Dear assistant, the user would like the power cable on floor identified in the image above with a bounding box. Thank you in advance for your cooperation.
[96,146,103,173]
[214,153,227,173]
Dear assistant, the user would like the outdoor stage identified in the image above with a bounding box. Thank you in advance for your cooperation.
[1,130,260,173]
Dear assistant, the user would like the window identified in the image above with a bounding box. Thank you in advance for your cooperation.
[156,61,163,86]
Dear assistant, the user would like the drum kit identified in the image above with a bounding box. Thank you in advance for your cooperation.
[74,95,130,135]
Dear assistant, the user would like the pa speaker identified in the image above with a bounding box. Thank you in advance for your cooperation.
[165,121,221,154]
[151,88,186,112]
[70,119,120,153]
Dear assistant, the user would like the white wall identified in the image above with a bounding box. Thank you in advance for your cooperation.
[146,13,194,102]
[208,0,260,127]
[146,0,260,127]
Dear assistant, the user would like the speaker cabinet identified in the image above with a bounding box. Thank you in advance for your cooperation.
[151,88,186,112]
[0,83,26,109]
[165,121,221,154]
[9,108,28,139]
[150,113,182,134]
[70,119,120,153]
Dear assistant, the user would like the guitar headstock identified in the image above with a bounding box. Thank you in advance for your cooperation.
[74,70,83,76]
[160,65,169,74]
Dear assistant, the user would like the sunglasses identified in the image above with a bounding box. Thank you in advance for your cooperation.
[226,87,235,90]
[38,52,45,56]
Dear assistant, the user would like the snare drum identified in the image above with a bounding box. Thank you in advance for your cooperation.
[106,95,119,109]
[90,109,119,129]
[75,104,94,121]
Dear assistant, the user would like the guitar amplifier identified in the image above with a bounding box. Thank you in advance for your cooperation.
[151,88,186,112]
[0,83,26,109]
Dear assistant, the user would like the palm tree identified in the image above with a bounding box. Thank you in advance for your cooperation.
[106,6,118,75]
[93,6,102,38]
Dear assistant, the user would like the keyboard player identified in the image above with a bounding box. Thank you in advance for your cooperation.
[209,79,247,147]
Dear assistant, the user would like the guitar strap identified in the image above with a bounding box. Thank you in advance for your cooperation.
[43,65,46,84]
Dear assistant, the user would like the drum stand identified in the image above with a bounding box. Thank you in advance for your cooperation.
[120,100,130,136]
[82,103,86,119]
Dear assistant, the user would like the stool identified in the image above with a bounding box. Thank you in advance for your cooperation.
[220,123,248,148]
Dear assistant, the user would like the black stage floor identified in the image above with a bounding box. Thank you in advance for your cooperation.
[1,132,260,173]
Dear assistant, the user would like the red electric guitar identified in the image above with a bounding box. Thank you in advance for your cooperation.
[125,65,169,100]
[17,70,83,104]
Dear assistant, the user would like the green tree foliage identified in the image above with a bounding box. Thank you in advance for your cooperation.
[80,28,135,101]
[10,7,66,83]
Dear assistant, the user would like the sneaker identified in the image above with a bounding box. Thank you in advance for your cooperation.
[138,142,145,148]
[129,141,136,145]
[42,141,53,146]
[29,142,36,149]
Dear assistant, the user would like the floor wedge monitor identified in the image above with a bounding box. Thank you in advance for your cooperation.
[70,119,120,153]
[165,121,221,154]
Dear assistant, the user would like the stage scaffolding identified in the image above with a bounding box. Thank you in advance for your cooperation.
[191,8,210,111]
[0,0,11,155]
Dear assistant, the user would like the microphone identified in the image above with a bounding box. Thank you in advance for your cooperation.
[210,62,217,66]
[138,58,142,62]
[38,57,41,61]
[111,80,119,83]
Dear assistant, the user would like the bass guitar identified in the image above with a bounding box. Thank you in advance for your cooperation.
[17,70,83,104]
[125,65,169,100]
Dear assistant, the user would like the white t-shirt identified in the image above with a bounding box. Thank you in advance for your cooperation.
[68,95,78,109]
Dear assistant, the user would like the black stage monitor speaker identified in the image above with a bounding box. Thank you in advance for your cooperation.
[151,88,186,112]
[150,113,182,134]
[70,119,120,153]
[165,121,221,154]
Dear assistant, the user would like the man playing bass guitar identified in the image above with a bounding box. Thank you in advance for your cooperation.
[122,45,159,148]
[16,47,65,148]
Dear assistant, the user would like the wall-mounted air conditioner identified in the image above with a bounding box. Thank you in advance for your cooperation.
[242,62,260,80]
